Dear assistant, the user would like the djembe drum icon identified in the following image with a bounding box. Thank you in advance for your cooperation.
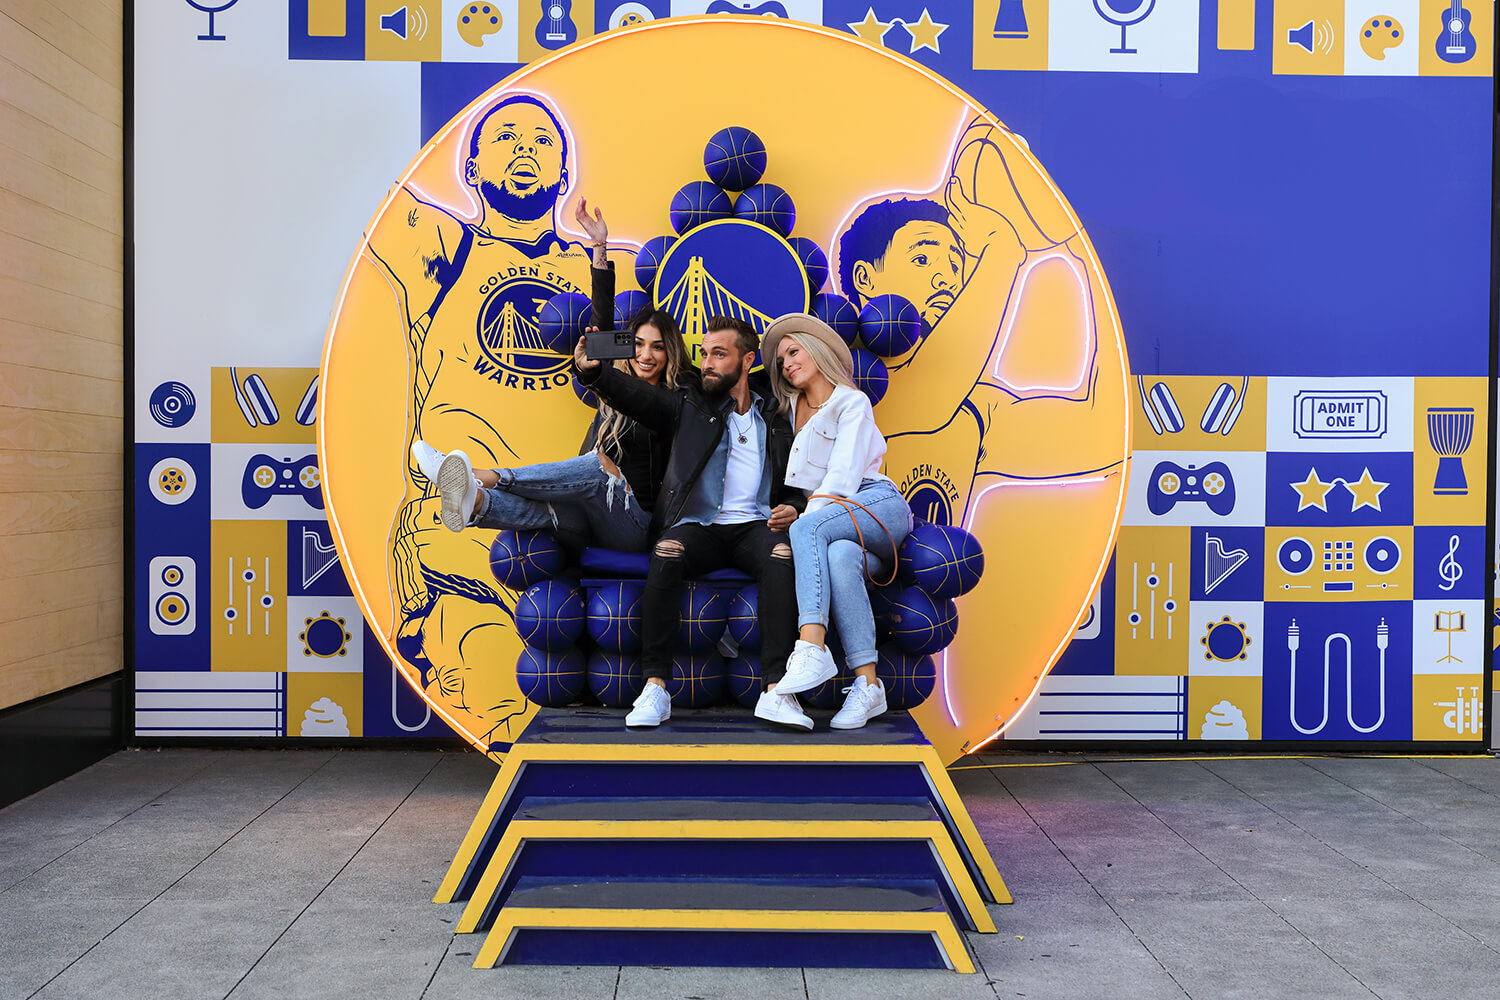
[1426,407,1474,495]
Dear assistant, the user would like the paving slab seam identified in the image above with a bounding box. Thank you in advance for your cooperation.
[1096,762,1382,998]
[617,964,624,1000]
[1,751,231,895]
[416,928,459,999]
[220,751,444,1000]
[1299,759,1500,866]
[1413,759,1500,802]
[18,751,345,1000]
[1201,760,1500,961]
[974,763,1193,998]
[964,937,1005,999]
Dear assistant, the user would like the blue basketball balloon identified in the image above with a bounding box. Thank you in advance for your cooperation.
[515,580,585,651]
[537,291,591,354]
[850,348,889,406]
[490,531,567,590]
[515,645,586,707]
[900,522,985,599]
[571,374,598,409]
[811,293,860,346]
[634,234,677,292]
[727,585,759,649]
[875,643,937,710]
[703,126,767,191]
[678,582,727,651]
[614,289,651,328]
[727,653,762,708]
[733,183,796,237]
[670,181,733,235]
[802,668,848,711]
[587,581,644,652]
[858,294,922,358]
[587,650,645,708]
[788,237,829,297]
[889,587,959,655]
[868,579,901,643]
[667,650,726,707]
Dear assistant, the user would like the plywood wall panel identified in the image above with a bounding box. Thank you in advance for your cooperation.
[0,0,123,710]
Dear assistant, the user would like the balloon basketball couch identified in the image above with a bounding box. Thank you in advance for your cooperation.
[321,16,1131,975]
[433,139,1009,971]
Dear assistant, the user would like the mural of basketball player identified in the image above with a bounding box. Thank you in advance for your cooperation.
[365,93,635,748]
[835,118,1124,526]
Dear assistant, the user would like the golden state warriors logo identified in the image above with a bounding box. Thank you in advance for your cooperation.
[320,17,1131,762]
[475,275,575,385]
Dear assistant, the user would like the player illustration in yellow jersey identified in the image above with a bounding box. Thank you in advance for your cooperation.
[835,118,1124,528]
[366,93,635,748]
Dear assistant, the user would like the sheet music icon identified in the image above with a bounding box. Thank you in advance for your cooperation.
[302,527,341,589]
[1203,533,1249,594]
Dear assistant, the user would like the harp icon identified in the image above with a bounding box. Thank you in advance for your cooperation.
[1203,534,1249,595]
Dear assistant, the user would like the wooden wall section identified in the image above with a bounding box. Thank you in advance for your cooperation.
[0,0,124,711]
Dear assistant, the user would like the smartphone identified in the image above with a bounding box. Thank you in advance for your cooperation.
[585,329,637,361]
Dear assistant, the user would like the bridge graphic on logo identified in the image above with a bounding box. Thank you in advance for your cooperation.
[480,300,547,365]
[659,255,773,338]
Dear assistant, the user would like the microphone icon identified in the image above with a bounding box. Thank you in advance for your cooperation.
[1092,0,1157,54]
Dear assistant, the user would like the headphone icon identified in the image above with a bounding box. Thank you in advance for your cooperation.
[1138,376,1247,437]
[230,367,318,428]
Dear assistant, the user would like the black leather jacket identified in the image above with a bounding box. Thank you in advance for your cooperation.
[575,362,806,537]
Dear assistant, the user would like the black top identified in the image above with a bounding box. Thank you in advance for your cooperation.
[574,262,672,513]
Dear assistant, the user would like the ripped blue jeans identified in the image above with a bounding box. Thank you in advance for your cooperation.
[474,453,651,552]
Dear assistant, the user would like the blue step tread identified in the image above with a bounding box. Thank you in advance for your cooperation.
[514,706,929,748]
[503,876,949,913]
[511,795,940,822]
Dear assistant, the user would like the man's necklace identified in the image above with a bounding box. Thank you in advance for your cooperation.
[730,409,753,444]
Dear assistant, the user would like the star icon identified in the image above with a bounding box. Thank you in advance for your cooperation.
[906,7,949,54]
[847,7,892,45]
[1290,468,1336,512]
[1345,467,1389,512]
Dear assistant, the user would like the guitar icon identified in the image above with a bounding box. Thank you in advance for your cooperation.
[535,0,576,48]
[1436,0,1476,63]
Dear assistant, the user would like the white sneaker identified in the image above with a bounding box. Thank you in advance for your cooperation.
[754,690,813,731]
[830,677,888,730]
[774,640,837,695]
[625,683,671,727]
[437,451,480,533]
[410,439,446,484]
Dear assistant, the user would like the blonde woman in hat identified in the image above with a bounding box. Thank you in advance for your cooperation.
[762,313,914,729]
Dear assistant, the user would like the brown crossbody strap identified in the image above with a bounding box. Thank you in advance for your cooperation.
[805,494,901,588]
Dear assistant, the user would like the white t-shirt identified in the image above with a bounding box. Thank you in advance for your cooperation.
[714,408,763,524]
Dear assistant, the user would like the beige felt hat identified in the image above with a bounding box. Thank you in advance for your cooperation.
[761,312,855,401]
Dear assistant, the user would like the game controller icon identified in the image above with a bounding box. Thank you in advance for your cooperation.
[1359,16,1403,60]
[1146,460,1235,516]
[706,0,791,16]
[243,454,323,510]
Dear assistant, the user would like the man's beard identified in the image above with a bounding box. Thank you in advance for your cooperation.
[479,177,563,223]
[701,366,741,397]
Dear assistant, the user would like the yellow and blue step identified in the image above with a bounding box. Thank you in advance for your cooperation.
[436,708,1009,971]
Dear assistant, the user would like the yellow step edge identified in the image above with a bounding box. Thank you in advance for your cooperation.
[438,744,1010,908]
[456,818,995,935]
[473,906,976,973]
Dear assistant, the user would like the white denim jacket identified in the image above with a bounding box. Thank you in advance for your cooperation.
[784,384,894,514]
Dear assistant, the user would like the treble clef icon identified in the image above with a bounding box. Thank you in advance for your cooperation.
[1437,534,1463,592]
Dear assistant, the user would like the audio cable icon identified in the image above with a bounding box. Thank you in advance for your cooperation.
[1287,618,1388,735]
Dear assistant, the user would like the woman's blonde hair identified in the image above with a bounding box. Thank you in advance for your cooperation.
[594,309,687,458]
[770,331,856,414]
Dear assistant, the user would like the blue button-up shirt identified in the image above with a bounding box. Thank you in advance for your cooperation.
[674,395,774,528]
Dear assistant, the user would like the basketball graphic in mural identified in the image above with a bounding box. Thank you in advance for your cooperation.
[319,18,1131,760]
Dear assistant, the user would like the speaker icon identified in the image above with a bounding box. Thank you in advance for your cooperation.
[1287,19,1335,54]
[379,5,429,41]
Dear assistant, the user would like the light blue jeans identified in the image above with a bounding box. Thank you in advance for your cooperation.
[788,480,913,668]
[474,453,651,552]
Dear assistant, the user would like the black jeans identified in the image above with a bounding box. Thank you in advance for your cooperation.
[641,520,795,687]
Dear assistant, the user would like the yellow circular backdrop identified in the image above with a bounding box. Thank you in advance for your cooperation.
[319,16,1132,763]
